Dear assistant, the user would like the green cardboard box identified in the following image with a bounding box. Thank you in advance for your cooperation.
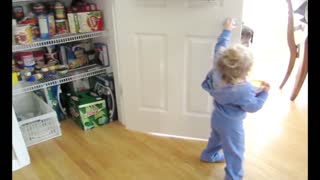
[69,90,109,130]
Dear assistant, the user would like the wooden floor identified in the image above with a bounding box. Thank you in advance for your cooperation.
[12,85,307,180]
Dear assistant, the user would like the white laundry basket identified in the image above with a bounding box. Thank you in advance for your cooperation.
[13,92,62,147]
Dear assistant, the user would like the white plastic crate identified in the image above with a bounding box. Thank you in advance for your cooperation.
[13,93,62,147]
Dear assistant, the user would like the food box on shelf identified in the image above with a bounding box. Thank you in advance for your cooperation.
[77,11,104,33]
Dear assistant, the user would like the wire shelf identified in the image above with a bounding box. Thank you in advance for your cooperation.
[13,64,107,95]
[13,31,105,52]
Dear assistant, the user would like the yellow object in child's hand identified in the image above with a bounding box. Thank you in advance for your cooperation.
[250,80,265,93]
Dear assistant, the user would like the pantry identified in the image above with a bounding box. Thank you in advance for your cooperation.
[12,0,120,171]
[12,0,244,171]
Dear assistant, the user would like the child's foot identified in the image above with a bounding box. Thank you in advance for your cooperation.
[200,153,225,163]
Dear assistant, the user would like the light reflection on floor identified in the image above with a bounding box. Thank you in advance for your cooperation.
[242,0,307,156]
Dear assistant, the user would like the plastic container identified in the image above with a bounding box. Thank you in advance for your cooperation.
[13,92,62,147]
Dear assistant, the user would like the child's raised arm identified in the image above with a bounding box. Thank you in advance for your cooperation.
[213,18,236,63]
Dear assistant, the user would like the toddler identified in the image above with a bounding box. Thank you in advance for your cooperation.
[200,18,270,180]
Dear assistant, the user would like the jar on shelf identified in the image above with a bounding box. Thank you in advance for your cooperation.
[32,3,46,15]
[12,6,24,21]
[55,19,69,34]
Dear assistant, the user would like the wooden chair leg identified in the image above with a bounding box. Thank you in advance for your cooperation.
[279,0,297,89]
[279,48,297,89]
[290,37,308,101]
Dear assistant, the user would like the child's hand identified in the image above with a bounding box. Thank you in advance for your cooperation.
[261,81,270,92]
[224,18,236,31]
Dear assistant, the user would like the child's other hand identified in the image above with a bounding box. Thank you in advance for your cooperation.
[261,81,270,92]
[224,18,236,31]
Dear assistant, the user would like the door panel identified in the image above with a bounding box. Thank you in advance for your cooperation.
[135,33,168,111]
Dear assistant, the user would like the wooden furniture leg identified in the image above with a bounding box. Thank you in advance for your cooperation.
[290,37,308,101]
[279,0,298,89]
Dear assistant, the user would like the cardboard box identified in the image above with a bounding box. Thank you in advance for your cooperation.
[77,11,104,33]
[94,43,110,66]
[69,90,109,130]
[67,13,80,33]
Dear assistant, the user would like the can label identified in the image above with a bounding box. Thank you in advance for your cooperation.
[21,54,35,66]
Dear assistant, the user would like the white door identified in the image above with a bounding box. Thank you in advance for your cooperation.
[114,0,244,138]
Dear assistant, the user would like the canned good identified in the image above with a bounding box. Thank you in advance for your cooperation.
[84,4,90,12]
[55,19,69,34]
[20,52,35,72]
[15,24,33,44]
[15,54,24,69]
[23,70,32,81]
[12,57,20,72]
[35,65,42,73]
[54,2,66,19]
[89,3,97,11]
[33,51,45,65]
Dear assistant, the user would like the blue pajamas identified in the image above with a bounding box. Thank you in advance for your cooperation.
[201,30,269,180]
[201,112,245,180]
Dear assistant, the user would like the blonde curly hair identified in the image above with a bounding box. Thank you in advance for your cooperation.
[216,44,253,85]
